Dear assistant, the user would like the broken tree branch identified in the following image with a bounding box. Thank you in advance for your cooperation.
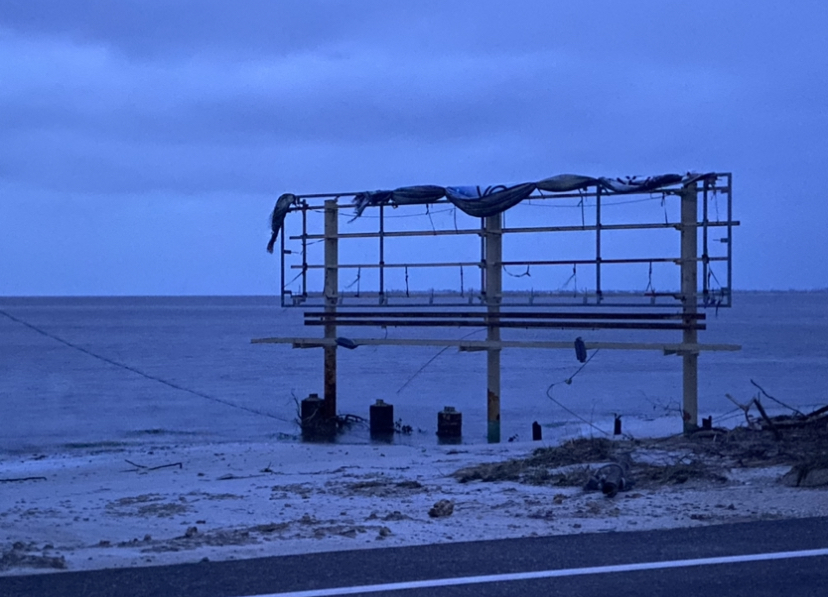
[752,398,781,441]
[725,393,754,428]
[750,379,804,416]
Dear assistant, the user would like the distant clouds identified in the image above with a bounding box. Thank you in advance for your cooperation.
[1,0,827,293]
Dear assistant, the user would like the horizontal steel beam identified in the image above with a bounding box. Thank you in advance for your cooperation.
[288,220,740,242]
[288,181,734,208]
[303,319,705,331]
[291,256,728,270]
[251,336,740,353]
[304,310,706,320]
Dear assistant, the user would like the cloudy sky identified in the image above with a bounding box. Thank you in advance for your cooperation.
[2,0,826,296]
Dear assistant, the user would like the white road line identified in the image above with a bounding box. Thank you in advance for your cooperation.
[236,547,828,597]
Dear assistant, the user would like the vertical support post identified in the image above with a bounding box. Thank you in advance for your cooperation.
[485,214,502,443]
[595,186,603,303]
[379,204,385,305]
[479,219,486,303]
[323,200,338,420]
[726,173,733,307]
[280,208,286,308]
[701,180,709,303]
[301,202,308,299]
[680,183,698,433]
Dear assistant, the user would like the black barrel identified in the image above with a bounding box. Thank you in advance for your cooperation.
[300,393,327,440]
[370,399,395,440]
[437,406,462,442]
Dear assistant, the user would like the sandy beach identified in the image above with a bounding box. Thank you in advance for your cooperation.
[2,424,827,576]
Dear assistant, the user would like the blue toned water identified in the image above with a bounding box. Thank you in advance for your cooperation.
[1,293,826,454]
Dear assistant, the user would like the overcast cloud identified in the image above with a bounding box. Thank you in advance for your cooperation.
[2,0,827,295]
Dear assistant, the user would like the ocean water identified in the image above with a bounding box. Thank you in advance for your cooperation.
[1,293,826,454]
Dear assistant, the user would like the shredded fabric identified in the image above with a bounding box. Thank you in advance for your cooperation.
[266,193,297,254]
[266,172,719,251]
[391,185,446,206]
[445,183,537,218]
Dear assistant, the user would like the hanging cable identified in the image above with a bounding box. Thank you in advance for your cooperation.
[425,204,436,233]
[404,266,410,298]
[344,266,361,297]
[705,265,726,313]
[644,261,654,294]
[573,264,578,296]
[558,264,577,294]
[713,188,720,221]
[545,349,608,436]
[396,328,487,395]
[503,265,531,278]
[0,309,294,425]
[284,263,308,289]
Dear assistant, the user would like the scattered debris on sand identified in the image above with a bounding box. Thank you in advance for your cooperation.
[1,407,826,575]
[428,500,454,518]
[0,543,66,572]
[452,404,828,494]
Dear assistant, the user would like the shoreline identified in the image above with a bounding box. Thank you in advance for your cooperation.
[2,429,827,576]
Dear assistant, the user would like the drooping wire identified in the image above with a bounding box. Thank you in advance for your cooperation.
[558,264,577,295]
[0,309,294,425]
[712,188,720,221]
[283,238,322,290]
[750,379,804,416]
[705,265,726,313]
[644,261,654,294]
[284,265,307,289]
[396,328,487,395]
[503,265,531,278]
[545,349,608,436]
[404,266,410,298]
[344,266,361,297]
[425,204,436,233]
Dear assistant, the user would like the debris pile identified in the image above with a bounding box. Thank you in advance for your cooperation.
[452,402,828,495]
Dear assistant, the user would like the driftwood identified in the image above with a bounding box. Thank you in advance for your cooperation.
[724,391,827,438]
[750,379,804,416]
[770,405,828,429]
[725,393,756,428]
[751,398,781,440]
[217,473,266,481]
[123,459,182,472]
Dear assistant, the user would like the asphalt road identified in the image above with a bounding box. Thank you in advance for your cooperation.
[2,517,827,597]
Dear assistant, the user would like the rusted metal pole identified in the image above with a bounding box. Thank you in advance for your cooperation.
[323,199,338,420]
[681,183,699,433]
[485,214,503,443]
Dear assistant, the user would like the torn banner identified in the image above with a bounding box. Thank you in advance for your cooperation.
[266,172,716,253]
